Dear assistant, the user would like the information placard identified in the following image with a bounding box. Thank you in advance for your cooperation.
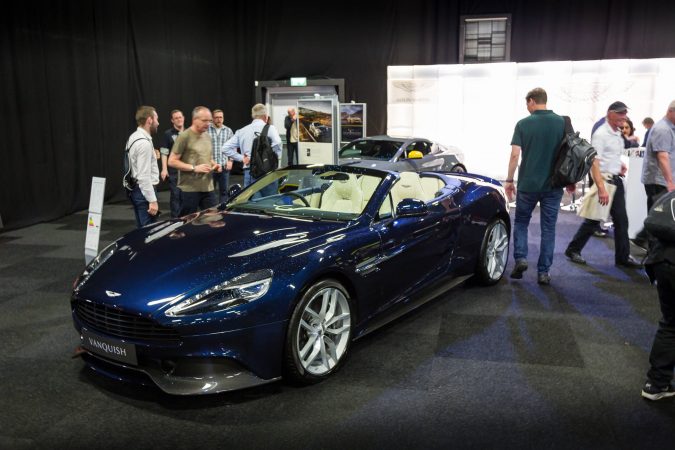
[340,103,366,144]
[297,98,339,165]
[85,177,106,264]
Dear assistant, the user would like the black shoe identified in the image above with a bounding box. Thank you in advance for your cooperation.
[630,237,649,251]
[616,256,643,268]
[641,382,675,401]
[537,273,551,285]
[510,260,528,279]
[565,249,586,265]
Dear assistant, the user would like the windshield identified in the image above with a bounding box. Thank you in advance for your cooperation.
[339,139,403,161]
[226,167,386,221]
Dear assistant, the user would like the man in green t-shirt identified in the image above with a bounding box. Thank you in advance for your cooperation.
[169,106,222,216]
[505,87,565,285]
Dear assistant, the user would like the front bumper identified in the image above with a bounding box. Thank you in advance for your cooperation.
[72,311,287,395]
[77,349,280,395]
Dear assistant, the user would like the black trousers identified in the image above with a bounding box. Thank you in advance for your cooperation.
[287,142,298,166]
[647,261,675,387]
[567,176,630,264]
[635,184,668,241]
[180,191,217,216]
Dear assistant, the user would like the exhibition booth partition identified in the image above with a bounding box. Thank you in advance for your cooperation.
[387,58,675,181]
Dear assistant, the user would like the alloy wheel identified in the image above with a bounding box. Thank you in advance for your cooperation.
[295,287,351,376]
[485,221,509,280]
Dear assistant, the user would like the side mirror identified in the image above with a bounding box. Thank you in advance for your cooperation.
[395,198,428,217]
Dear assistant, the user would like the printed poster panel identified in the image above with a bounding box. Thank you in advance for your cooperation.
[340,103,366,143]
[298,100,333,144]
[298,99,336,165]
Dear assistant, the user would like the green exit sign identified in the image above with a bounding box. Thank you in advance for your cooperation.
[290,77,307,87]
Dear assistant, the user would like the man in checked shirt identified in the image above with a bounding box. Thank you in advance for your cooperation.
[208,109,234,203]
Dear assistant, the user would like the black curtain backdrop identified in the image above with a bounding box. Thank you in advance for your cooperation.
[2,0,674,230]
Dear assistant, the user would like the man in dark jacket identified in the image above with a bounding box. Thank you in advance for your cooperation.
[284,108,298,165]
[642,192,675,401]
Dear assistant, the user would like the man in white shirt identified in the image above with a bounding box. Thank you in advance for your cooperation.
[221,103,282,194]
[126,106,160,228]
[565,101,642,268]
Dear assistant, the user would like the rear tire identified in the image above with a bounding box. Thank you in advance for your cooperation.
[474,218,509,285]
[284,279,353,384]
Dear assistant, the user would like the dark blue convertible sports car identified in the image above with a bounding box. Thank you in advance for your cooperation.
[72,165,510,395]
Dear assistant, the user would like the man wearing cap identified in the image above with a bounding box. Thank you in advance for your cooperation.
[565,101,642,268]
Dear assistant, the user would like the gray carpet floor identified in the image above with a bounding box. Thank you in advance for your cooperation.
[1,185,674,449]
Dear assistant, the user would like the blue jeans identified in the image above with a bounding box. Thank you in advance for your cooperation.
[212,170,230,203]
[127,185,158,228]
[244,168,278,198]
[243,168,253,187]
[513,189,564,274]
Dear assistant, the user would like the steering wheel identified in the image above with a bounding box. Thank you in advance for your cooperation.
[285,191,310,207]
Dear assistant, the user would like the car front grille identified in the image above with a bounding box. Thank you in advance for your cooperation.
[75,298,180,343]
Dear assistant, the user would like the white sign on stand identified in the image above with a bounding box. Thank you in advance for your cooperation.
[626,149,648,239]
[85,177,106,264]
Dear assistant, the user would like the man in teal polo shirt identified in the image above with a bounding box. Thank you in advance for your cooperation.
[505,87,565,285]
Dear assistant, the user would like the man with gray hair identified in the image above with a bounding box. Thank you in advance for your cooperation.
[169,106,222,215]
[642,101,675,198]
[632,104,675,249]
[221,103,283,189]
[565,101,642,268]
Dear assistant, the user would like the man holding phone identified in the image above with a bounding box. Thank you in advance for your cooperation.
[169,106,222,215]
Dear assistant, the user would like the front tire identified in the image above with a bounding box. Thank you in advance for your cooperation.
[284,279,353,384]
[474,218,509,285]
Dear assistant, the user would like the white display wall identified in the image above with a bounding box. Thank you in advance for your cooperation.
[388,59,675,180]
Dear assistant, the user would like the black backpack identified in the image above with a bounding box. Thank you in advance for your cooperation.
[123,137,145,191]
[644,190,675,243]
[250,124,278,179]
[550,116,597,188]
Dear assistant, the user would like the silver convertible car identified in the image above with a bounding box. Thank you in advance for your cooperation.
[339,135,466,173]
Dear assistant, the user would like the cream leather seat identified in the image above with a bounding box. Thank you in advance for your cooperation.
[319,174,363,214]
[358,175,382,210]
[390,172,430,207]
[419,175,445,199]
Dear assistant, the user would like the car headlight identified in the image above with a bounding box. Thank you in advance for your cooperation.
[164,269,273,317]
[73,242,118,291]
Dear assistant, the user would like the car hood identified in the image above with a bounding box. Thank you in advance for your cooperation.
[75,209,349,311]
